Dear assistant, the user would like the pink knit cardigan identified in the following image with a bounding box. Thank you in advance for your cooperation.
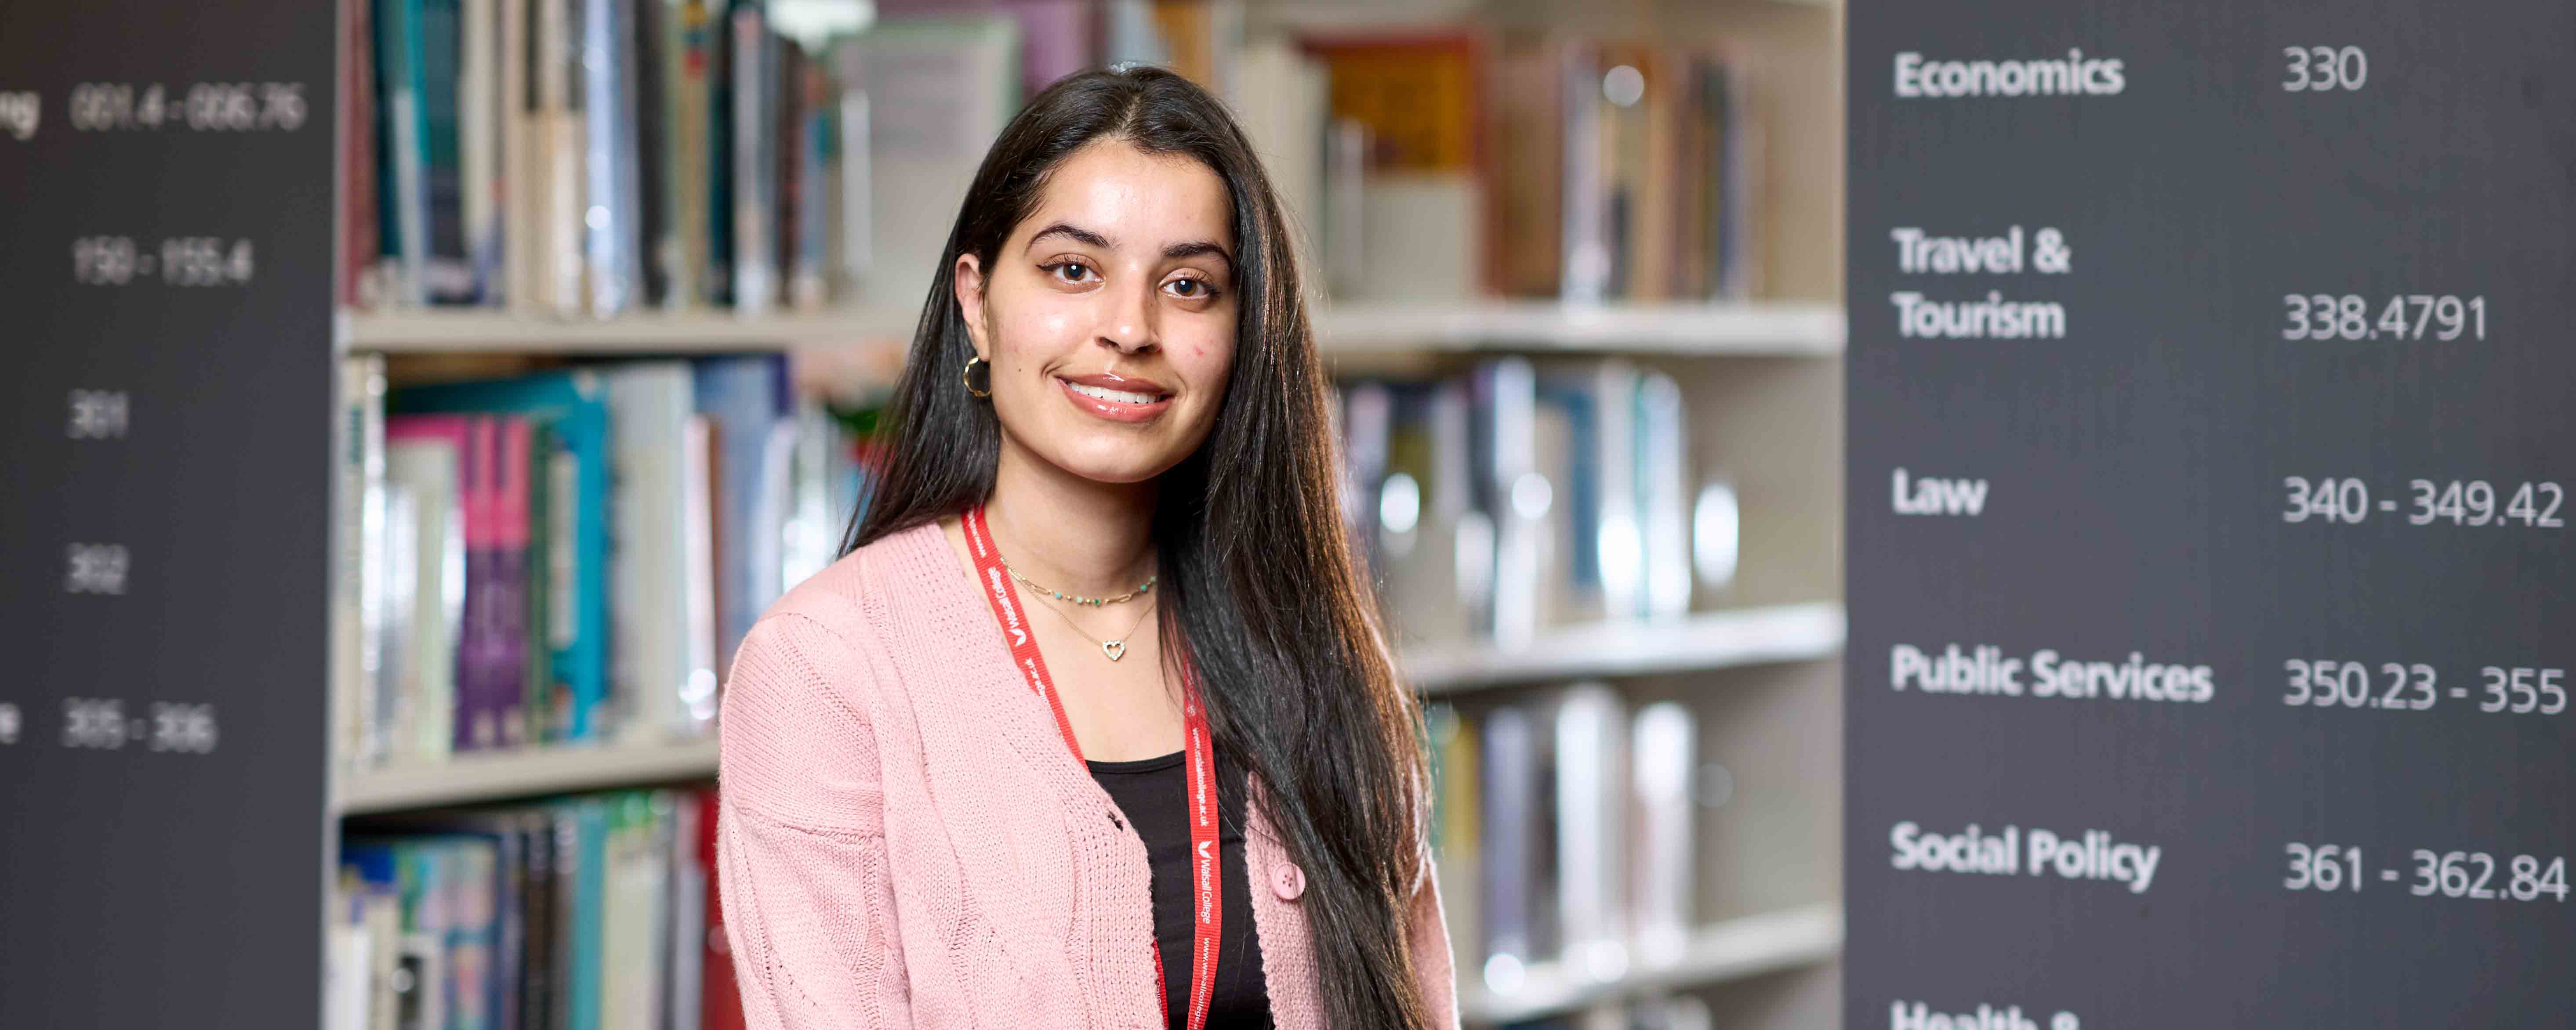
[715,518,1461,1030]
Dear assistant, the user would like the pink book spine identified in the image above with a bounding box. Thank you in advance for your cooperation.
[457,415,496,752]
[494,416,533,748]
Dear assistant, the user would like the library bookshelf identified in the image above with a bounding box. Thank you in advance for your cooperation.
[336,298,1851,1026]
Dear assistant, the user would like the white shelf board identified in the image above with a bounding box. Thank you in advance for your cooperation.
[338,307,919,354]
[340,301,1844,357]
[338,737,719,815]
[1405,602,1846,694]
[1459,903,1843,1025]
[1315,300,1845,356]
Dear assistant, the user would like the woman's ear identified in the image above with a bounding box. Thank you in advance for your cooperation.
[953,253,991,361]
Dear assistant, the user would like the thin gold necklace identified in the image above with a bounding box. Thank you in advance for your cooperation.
[1000,554,1157,607]
[1031,593,1157,661]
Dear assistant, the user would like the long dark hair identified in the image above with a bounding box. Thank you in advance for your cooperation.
[842,66,1434,1027]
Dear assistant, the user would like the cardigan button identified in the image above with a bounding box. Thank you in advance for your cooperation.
[1272,861,1306,901]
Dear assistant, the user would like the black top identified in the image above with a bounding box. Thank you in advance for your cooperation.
[1087,748,1273,1029]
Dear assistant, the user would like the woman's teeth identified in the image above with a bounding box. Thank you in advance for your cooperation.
[1067,381,1160,405]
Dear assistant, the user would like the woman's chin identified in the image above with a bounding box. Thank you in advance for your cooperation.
[1041,445,1186,486]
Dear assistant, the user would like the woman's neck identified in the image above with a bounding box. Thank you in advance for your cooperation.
[983,441,1160,598]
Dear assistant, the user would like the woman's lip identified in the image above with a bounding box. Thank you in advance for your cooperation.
[1060,370,1172,395]
[1057,376,1173,423]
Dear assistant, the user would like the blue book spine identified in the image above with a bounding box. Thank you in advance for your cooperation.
[691,354,788,665]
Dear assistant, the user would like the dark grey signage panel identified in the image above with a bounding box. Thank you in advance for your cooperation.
[0,2,334,1025]
[1847,2,2574,1026]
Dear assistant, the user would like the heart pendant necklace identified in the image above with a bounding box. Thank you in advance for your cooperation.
[1032,591,1158,662]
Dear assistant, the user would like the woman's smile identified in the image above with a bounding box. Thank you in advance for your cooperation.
[1057,370,1174,423]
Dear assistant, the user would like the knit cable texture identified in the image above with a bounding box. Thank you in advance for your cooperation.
[715,519,1460,1030]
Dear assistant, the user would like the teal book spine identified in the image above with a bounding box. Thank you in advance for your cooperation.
[568,798,608,1030]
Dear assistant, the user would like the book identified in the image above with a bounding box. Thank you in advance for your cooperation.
[523,419,557,745]
[1628,700,1695,964]
[566,797,609,1030]
[1376,378,1480,647]
[1477,705,1538,989]
[666,790,707,1030]
[1468,358,1544,645]
[1426,702,1481,977]
[604,362,711,741]
[632,0,670,308]
[728,1,776,314]
[1491,33,1566,298]
[496,0,529,308]
[377,0,432,305]
[1633,371,1694,617]
[392,370,614,743]
[681,414,721,720]
[346,0,384,306]
[1224,36,1327,282]
[338,356,392,766]
[1302,31,1487,302]
[1537,359,1645,625]
[461,0,502,300]
[453,415,503,751]
[583,0,644,314]
[660,0,717,307]
[1552,682,1627,980]
[691,354,789,672]
[1337,380,1393,575]
[421,0,476,300]
[385,416,470,764]
[533,0,586,314]
[835,15,1020,307]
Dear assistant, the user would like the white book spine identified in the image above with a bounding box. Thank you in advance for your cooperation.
[461,0,500,297]
[607,364,698,742]
[1629,701,1695,963]
[1553,683,1628,980]
[730,8,773,315]
[1636,372,1694,617]
[679,415,720,731]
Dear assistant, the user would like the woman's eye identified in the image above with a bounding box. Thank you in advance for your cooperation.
[1167,277,1218,300]
[1045,261,1093,284]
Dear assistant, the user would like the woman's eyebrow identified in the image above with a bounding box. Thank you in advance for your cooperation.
[1163,239,1234,272]
[1026,221,1113,251]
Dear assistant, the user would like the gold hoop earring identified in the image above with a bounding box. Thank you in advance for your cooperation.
[962,355,992,398]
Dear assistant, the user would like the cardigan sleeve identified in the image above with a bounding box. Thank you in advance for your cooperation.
[715,612,912,1030]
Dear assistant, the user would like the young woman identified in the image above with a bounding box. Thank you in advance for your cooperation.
[714,66,1458,1030]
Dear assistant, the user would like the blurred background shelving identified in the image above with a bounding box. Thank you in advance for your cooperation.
[327,0,1846,1027]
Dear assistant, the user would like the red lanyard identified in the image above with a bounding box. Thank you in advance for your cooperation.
[962,504,1222,1030]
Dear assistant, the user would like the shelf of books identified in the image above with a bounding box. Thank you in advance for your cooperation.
[1458,903,1844,1025]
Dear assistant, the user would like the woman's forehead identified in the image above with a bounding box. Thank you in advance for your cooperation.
[1020,141,1233,250]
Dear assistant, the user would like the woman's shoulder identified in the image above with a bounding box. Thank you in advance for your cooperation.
[723,517,955,732]
[743,516,963,662]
